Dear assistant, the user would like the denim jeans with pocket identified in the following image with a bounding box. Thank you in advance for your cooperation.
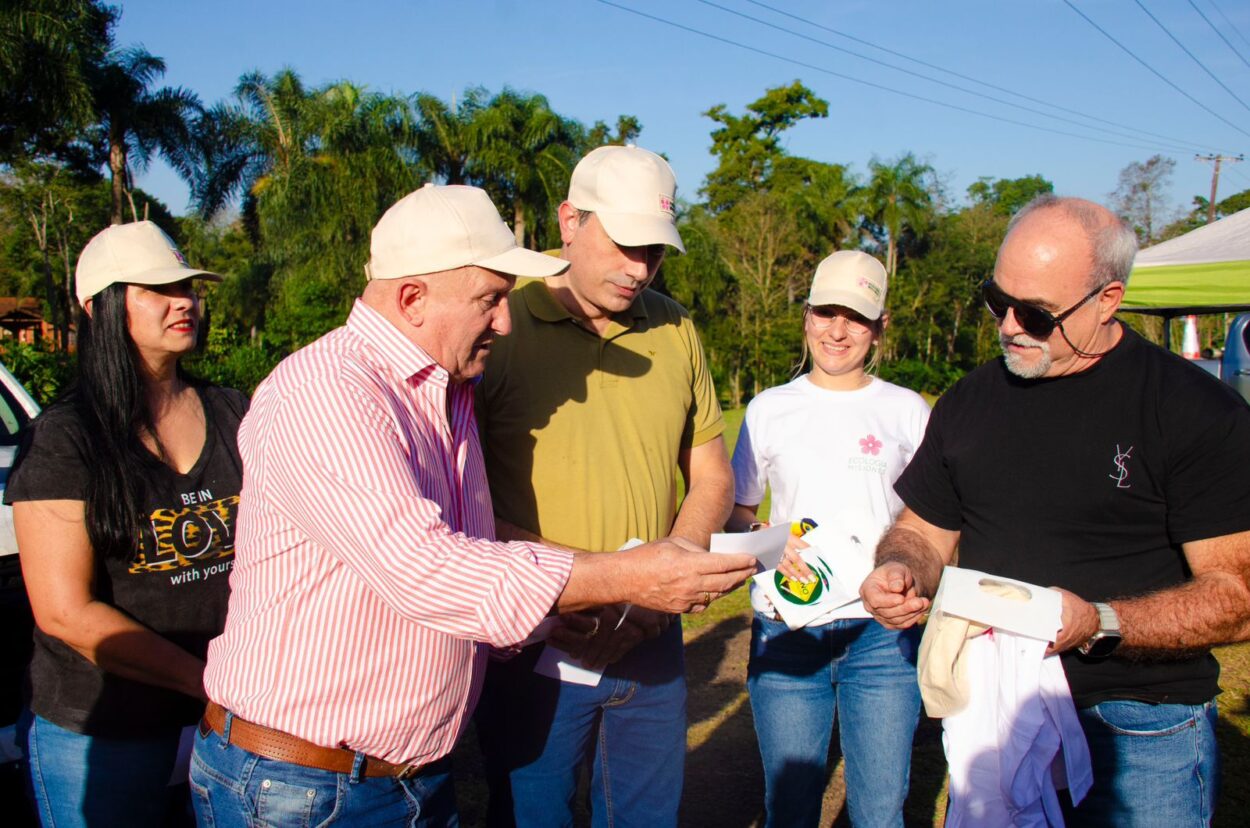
[747,613,922,828]
[476,623,687,828]
[1063,698,1219,827]
[189,716,458,828]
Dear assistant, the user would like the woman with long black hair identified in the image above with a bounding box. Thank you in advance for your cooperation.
[7,221,247,826]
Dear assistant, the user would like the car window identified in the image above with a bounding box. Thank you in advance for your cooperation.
[0,381,32,446]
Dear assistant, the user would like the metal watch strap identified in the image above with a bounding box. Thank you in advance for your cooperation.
[1092,601,1120,634]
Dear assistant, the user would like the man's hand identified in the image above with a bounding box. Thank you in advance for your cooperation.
[860,562,930,629]
[570,605,670,669]
[1047,587,1100,656]
[548,610,603,658]
[623,537,757,614]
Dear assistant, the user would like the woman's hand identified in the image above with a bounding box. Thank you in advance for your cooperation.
[777,533,817,583]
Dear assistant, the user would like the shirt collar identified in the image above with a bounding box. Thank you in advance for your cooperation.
[345,299,446,384]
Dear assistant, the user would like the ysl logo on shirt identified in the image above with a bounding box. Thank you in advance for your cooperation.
[1109,445,1133,489]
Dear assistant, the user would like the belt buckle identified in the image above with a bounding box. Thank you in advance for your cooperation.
[395,762,423,780]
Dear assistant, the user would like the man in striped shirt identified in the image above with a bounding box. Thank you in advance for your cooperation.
[192,184,756,827]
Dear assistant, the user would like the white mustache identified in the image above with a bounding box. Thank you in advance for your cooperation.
[1000,332,1047,349]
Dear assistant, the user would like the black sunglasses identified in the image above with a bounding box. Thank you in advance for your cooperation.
[981,280,1104,339]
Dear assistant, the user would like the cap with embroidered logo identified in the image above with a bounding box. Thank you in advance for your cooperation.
[75,221,221,305]
[808,250,888,321]
[366,184,569,280]
[567,145,685,253]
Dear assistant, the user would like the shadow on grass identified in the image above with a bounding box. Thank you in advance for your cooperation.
[1215,690,1250,828]
[682,612,762,827]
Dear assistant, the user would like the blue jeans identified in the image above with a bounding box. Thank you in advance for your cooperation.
[747,614,921,828]
[1062,699,1219,827]
[19,709,185,827]
[476,625,687,828]
[189,717,458,827]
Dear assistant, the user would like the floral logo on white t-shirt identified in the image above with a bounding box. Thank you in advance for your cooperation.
[859,434,883,455]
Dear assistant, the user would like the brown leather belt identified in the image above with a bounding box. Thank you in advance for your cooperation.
[201,701,444,779]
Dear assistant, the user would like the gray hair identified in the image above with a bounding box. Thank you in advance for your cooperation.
[1003,194,1138,289]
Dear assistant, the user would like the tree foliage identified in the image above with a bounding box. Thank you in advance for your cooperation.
[0,0,114,162]
[701,81,828,212]
[1110,154,1176,244]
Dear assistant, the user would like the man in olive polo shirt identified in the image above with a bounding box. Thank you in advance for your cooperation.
[475,145,734,827]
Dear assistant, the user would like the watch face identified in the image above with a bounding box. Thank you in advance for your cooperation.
[1084,633,1122,659]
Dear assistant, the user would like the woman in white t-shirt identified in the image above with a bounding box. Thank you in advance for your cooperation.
[727,250,930,828]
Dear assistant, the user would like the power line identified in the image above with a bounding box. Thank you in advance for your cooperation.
[1062,0,1250,139]
[694,0,1210,156]
[742,0,1221,154]
[1206,0,1250,54]
[591,0,1217,156]
[1133,0,1250,114]
[1186,0,1250,71]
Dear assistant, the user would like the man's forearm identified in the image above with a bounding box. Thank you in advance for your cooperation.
[875,525,946,599]
[671,481,733,548]
[1114,571,1250,655]
[495,517,583,554]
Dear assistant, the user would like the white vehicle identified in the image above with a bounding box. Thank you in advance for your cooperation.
[0,364,40,768]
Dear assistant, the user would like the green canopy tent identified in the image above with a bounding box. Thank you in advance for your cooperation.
[1122,208,1250,348]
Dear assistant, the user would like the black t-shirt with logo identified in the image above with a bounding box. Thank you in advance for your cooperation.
[6,385,247,737]
[896,326,1250,707]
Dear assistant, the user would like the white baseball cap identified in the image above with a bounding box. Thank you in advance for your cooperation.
[567,145,685,253]
[75,221,221,305]
[808,250,888,320]
[366,184,569,280]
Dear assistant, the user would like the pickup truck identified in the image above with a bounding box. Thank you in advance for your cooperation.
[1187,313,1250,404]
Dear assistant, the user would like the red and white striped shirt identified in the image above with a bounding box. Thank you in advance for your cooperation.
[203,300,573,764]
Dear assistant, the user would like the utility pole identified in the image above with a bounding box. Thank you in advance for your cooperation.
[1195,154,1244,223]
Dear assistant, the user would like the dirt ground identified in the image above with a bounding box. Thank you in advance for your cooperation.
[453,596,1250,827]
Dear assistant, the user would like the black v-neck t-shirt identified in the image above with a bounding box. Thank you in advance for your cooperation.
[896,327,1250,707]
[7,385,247,736]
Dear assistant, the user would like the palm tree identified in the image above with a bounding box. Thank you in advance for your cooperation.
[188,70,418,344]
[471,89,580,247]
[0,0,115,162]
[866,153,935,279]
[189,69,315,219]
[87,45,200,224]
[412,87,487,186]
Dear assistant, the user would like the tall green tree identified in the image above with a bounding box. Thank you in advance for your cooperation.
[412,87,487,185]
[866,152,936,279]
[471,89,579,247]
[583,115,642,149]
[86,45,200,224]
[967,174,1053,216]
[0,0,114,161]
[701,81,828,212]
[191,69,417,347]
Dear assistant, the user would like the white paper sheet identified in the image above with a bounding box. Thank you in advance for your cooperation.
[709,523,791,570]
[533,644,604,686]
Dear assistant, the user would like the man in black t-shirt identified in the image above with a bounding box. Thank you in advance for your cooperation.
[861,194,1250,826]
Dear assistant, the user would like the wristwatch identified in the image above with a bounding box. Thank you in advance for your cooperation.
[1078,602,1122,658]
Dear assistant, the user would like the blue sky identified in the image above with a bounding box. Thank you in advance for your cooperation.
[116,0,1250,222]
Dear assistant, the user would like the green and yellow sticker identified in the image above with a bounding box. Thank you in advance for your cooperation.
[775,570,823,604]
